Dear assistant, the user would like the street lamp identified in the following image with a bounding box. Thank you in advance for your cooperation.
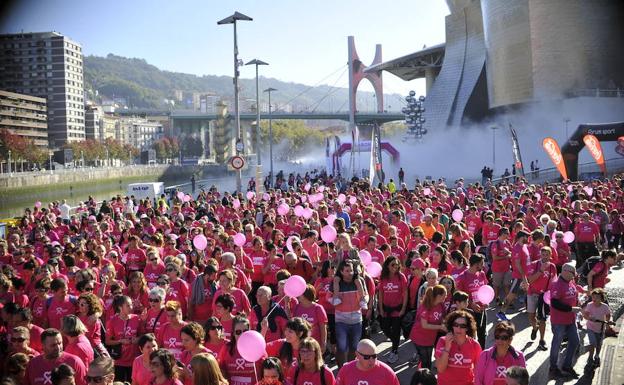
[80,150,84,168]
[564,118,571,141]
[105,148,109,167]
[49,152,53,175]
[218,11,253,193]
[264,87,277,188]
[490,126,499,173]
[8,150,11,175]
[246,58,268,193]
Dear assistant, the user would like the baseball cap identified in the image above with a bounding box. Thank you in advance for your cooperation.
[562,262,576,274]
[411,258,426,270]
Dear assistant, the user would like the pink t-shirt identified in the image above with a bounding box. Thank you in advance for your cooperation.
[292,302,328,345]
[158,322,187,361]
[490,240,511,273]
[434,336,482,385]
[409,302,445,346]
[25,352,87,385]
[511,243,530,279]
[293,367,336,385]
[584,302,611,333]
[132,356,153,385]
[335,360,400,385]
[126,248,147,271]
[65,334,94,369]
[212,288,251,315]
[456,270,488,304]
[379,273,407,315]
[549,277,578,325]
[527,260,557,295]
[46,296,76,330]
[218,344,265,385]
[106,314,141,367]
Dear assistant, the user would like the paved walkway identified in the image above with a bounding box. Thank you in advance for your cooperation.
[326,264,624,385]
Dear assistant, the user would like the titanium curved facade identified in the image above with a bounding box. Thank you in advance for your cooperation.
[482,0,624,109]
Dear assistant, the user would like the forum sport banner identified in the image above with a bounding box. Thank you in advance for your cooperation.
[583,134,607,175]
[542,137,568,180]
[509,124,525,176]
[369,123,383,186]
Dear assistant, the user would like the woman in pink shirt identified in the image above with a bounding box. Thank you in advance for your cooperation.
[132,333,158,385]
[76,293,106,357]
[148,349,183,385]
[378,256,408,364]
[61,315,95,369]
[290,285,329,352]
[212,270,252,316]
[144,251,166,289]
[474,321,526,385]
[179,322,213,385]
[203,317,228,360]
[435,310,483,385]
[410,285,447,370]
[157,300,187,362]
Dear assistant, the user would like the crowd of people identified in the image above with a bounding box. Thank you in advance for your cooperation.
[0,170,623,385]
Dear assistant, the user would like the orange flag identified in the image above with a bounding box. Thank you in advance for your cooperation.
[542,137,568,180]
[583,134,606,175]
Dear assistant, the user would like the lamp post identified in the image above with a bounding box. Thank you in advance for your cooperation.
[264,87,277,188]
[246,58,268,193]
[564,117,571,140]
[80,150,84,168]
[8,150,11,175]
[490,126,499,173]
[49,152,53,175]
[218,11,253,193]
[105,148,109,167]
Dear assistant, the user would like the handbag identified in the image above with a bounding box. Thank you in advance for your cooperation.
[108,318,128,359]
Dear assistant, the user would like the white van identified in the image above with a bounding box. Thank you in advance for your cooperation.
[127,182,164,201]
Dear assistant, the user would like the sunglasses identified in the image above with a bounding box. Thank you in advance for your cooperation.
[234,329,248,335]
[357,352,377,360]
[11,337,26,343]
[494,334,511,341]
[149,298,160,303]
[157,282,168,286]
[112,291,122,296]
[453,322,468,329]
[86,375,110,384]
[166,268,176,272]
[149,361,162,367]
[84,287,94,292]
[208,325,223,331]
[150,258,158,262]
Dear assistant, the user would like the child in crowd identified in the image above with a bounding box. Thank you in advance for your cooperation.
[582,288,611,367]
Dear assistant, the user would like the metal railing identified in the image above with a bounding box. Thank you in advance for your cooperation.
[570,88,624,98]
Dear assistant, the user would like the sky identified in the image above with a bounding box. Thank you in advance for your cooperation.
[0,0,449,100]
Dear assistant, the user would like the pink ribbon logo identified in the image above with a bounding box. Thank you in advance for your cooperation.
[496,366,507,377]
[452,353,464,365]
[42,372,52,385]
[235,358,246,370]
[167,338,177,348]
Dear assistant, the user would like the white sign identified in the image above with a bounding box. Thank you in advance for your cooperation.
[127,182,164,201]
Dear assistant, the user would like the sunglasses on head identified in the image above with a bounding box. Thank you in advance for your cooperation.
[86,375,110,384]
[494,334,511,341]
[357,352,377,360]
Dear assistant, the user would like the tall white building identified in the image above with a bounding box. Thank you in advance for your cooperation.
[0,32,85,147]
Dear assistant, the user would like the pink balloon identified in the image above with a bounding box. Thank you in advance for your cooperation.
[543,290,551,305]
[320,225,337,243]
[535,192,541,201]
[302,207,314,219]
[286,236,300,252]
[563,231,575,244]
[359,250,372,265]
[233,233,246,247]
[584,186,593,196]
[236,330,266,362]
[318,186,325,193]
[263,193,270,201]
[304,183,311,192]
[423,187,431,196]
[35,201,42,208]
[246,191,255,200]
[193,234,208,251]
[301,195,308,203]
[183,195,192,203]
[366,261,382,278]
[338,194,346,203]
[326,214,337,226]
[233,199,241,209]
[452,209,463,222]
[284,275,307,298]
[277,203,290,216]
[176,191,185,200]
[294,205,304,217]
[476,285,495,304]
[349,196,357,205]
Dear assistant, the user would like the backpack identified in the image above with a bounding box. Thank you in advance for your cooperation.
[577,256,602,284]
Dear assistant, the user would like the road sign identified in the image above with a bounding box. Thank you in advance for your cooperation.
[231,156,245,170]
[235,140,244,153]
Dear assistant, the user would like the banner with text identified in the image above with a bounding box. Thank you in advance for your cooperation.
[542,137,568,180]
[583,134,607,175]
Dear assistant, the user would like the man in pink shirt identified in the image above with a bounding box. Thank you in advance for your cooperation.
[574,212,600,267]
[335,339,400,385]
[498,231,530,321]
[25,329,87,385]
[548,263,582,378]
